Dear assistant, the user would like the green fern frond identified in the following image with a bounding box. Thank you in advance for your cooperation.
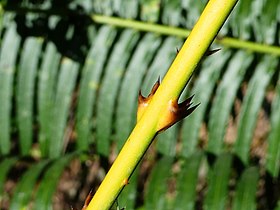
[0,0,279,209]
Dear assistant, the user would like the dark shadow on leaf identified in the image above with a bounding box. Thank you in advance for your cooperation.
[6,0,93,63]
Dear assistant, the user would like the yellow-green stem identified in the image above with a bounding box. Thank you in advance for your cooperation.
[87,0,238,209]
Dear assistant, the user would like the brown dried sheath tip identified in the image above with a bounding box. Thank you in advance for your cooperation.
[138,78,199,132]
[137,78,160,121]
[157,95,199,132]
[81,189,94,210]
[123,178,129,186]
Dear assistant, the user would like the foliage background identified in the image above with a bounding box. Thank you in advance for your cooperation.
[0,0,279,209]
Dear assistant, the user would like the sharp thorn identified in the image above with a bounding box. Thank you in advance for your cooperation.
[205,48,221,56]
[150,78,160,96]
[186,103,200,115]
[178,94,195,108]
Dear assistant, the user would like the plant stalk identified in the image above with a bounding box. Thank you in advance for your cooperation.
[86,0,238,209]
[92,16,280,57]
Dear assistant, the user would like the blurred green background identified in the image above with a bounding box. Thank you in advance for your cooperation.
[0,0,279,209]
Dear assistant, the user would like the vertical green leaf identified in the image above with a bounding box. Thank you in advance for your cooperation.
[207,51,253,155]
[49,58,79,158]
[266,72,280,177]
[144,157,173,210]
[173,152,203,210]
[161,0,181,26]
[232,167,259,210]
[0,24,20,155]
[76,26,116,151]
[16,38,42,155]
[204,154,232,210]
[96,30,139,155]
[257,0,279,44]
[38,42,61,156]
[234,56,276,164]
[230,0,253,40]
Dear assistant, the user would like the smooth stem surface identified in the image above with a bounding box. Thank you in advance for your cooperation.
[86,0,238,209]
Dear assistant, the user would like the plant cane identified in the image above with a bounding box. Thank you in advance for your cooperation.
[85,0,238,209]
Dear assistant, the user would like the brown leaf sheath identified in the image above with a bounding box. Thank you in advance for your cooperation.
[137,78,160,121]
[138,79,199,133]
[82,190,94,210]
[156,96,199,132]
